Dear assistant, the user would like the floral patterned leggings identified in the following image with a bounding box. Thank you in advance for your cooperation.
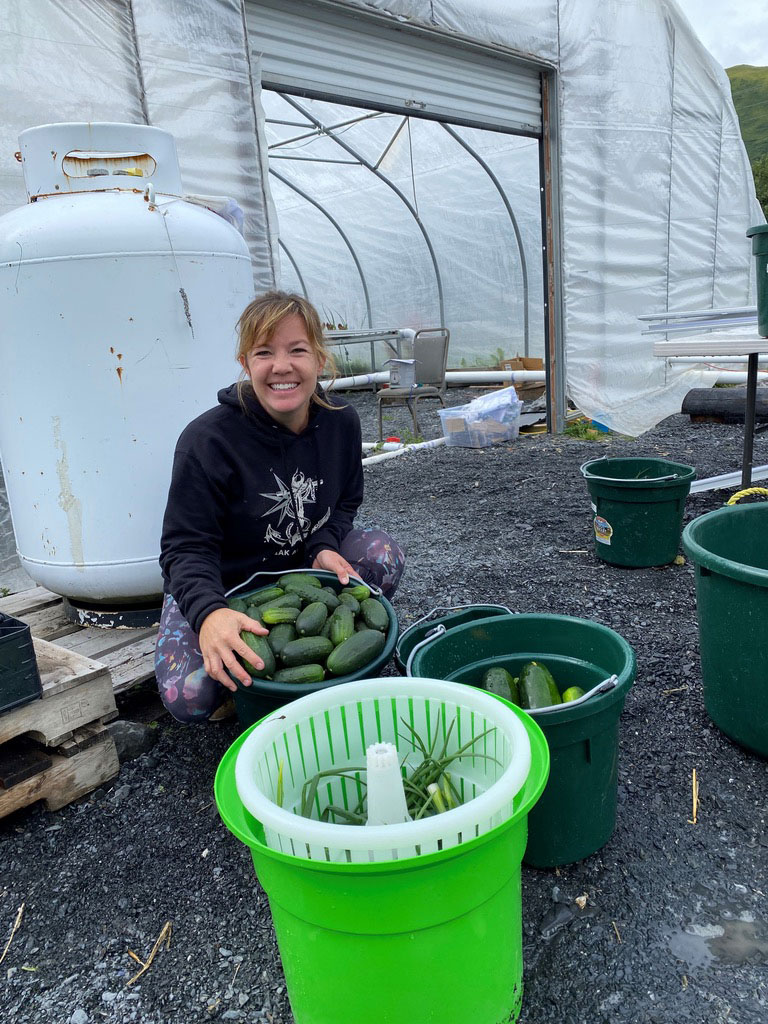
[154,528,405,724]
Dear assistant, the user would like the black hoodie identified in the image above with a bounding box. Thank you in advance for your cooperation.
[159,383,363,633]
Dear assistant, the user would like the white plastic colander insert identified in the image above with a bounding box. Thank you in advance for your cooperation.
[234,677,532,863]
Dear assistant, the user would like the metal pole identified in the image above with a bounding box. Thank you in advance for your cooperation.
[441,122,530,356]
[278,239,309,299]
[269,166,373,328]
[742,351,758,489]
[281,94,446,329]
[539,70,566,434]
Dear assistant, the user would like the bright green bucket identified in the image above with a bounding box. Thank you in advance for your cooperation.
[215,684,549,1024]
[682,503,768,757]
[581,457,696,567]
[409,613,636,867]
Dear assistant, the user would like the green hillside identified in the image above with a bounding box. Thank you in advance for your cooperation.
[726,64,768,162]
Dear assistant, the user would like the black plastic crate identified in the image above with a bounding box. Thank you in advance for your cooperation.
[0,612,43,714]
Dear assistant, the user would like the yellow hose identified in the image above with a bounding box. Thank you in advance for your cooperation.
[726,487,768,505]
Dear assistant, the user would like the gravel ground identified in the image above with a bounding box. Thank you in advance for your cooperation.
[2,387,767,1024]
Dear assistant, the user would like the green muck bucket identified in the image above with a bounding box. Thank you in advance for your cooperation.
[581,457,696,567]
[409,614,636,867]
[746,223,768,337]
[682,504,768,757]
[215,677,549,1024]
[394,602,511,674]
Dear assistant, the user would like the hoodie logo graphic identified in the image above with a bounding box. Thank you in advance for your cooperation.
[261,470,330,550]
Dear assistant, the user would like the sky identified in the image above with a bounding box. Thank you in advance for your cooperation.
[673,0,767,68]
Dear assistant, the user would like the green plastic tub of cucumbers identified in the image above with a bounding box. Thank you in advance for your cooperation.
[226,569,398,726]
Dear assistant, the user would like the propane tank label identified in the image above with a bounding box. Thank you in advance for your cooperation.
[594,515,613,545]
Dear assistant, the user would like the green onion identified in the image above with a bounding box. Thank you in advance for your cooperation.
[294,715,498,823]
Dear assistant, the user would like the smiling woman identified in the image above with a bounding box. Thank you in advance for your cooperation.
[154,291,405,723]
[237,302,330,433]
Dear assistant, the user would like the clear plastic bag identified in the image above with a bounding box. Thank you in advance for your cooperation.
[439,386,522,447]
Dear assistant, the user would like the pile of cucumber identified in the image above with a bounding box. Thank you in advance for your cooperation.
[227,572,390,685]
[481,660,584,709]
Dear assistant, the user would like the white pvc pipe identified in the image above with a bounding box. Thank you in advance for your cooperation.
[711,372,768,383]
[361,441,403,451]
[669,356,768,364]
[363,437,446,465]
[691,464,768,493]
[324,369,546,391]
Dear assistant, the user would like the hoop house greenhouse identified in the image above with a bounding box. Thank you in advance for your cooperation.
[0,0,764,572]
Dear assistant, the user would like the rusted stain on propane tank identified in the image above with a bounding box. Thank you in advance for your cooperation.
[62,151,157,180]
[52,416,85,569]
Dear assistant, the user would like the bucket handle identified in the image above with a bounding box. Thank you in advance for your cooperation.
[404,602,512,634]
[225,566,381,599]
[580,459,681,484]
[405,624,447,676]
[524,674,618,716]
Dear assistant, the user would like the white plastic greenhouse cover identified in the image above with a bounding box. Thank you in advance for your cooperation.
[0,0,764,564]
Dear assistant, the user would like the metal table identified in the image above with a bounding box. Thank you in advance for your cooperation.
[641,307,768,488]
[325,328,413,375]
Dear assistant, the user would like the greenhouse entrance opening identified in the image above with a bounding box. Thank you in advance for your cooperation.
[262,89,547,386]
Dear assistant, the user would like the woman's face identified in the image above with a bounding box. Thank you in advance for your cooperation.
[240,313,325,432]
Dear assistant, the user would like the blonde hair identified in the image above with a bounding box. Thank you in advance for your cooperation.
[236,291,338,411]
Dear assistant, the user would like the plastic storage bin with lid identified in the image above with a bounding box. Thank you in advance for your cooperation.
[216,676,550,1024]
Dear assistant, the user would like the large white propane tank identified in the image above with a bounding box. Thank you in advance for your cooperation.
[0,123,254,606]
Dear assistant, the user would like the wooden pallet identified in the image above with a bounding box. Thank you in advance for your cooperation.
[0,635,120,817]
[0,585,156,694]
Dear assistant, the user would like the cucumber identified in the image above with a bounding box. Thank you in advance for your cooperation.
[326,628,386,676]
[278,573,322,590]
[258,592,302,613]
[481,666,520,705]
[266,622,296,658]
[344,583,371,601]
[227,597,248,613]
[239,631,276,679]
[329,605,355,646]
[360,597,389,632]
[561,686,585,703]
[245,605,264,625]
[354,618,371,632]
[261,606,301,625]
[281,635,334,667]
[295,601,329,637]
[338,591,360,614]
[519,661,561,709]
[273,663,326,684]
[283,577,340,608]
[247,585,285,606]
[320,619,333,640]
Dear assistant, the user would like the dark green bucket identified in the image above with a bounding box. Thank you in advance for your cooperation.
[746,224,768,337]
[682,504,768,757]
[227,571,398,728]
[394,604,511,674]
[409,613,636,867]
[581,457,696,567]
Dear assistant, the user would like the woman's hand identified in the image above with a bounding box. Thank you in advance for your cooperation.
[312,548,361,587]
[198,608,269,691]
